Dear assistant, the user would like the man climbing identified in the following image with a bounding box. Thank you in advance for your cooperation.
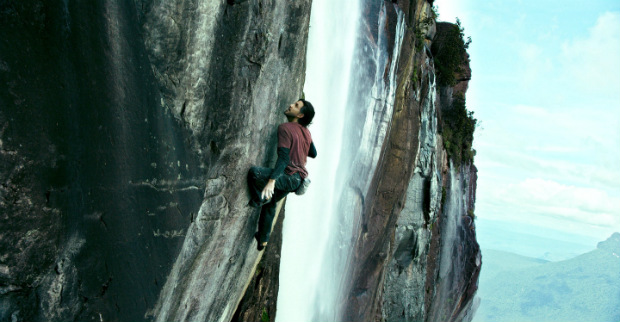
[247,99,316,251]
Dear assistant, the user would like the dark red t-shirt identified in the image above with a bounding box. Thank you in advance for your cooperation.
[277,122,312,179]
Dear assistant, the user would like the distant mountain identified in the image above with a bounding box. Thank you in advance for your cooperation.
[475,219,599,261]
[473,233,620,322]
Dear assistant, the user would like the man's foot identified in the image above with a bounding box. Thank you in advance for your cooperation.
[254,232,267,251]
[258,242,267,251]
[248,197,271,208]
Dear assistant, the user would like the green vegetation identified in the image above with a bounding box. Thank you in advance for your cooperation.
[414,27,425,52]
[261,308,269,322]
[411,65,420,90]
[414,10,435,53]
[432,19,471,87]
[441,94,476,165]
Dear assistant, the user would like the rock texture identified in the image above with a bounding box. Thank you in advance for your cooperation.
[231,205,285,322]
[1,0,480,321]
[0,1,311,321]
[341,1,480,322]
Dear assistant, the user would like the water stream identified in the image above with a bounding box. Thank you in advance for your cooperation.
[277,2,405,321]
[276,1,360,320]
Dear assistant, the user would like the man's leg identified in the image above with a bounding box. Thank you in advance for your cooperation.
[247,166,271,206]
[256,173,302,244]
[256,189,288,244]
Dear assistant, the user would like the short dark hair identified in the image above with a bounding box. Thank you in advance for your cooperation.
[298,99,315,127]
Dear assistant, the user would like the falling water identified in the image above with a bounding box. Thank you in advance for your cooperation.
[276,0,360,320]
[278,1,406,321]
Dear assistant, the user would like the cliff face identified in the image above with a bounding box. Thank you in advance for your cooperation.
[341,1,480,322]
[1,1,479,321]
[0,1,310,321]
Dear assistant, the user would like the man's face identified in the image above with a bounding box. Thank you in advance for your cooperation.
[284,100,305,119]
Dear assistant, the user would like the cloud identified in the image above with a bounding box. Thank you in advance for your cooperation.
[435,0,462,23]
[474,102,620,191]
[477,177,620,238]
[477,145,620,191]
[560,11,620,95]
[516,43,554,86]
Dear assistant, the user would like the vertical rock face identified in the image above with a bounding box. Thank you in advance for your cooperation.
[341,1,480,322]
[0,1,311,321]
[231,205,285,322]
[1,0,480,321]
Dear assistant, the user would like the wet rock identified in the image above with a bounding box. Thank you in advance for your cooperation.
[341,1,480,322]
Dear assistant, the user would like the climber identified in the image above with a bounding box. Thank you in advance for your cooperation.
[247,99,317,251]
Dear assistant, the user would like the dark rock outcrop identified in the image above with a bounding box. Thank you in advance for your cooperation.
[0,1,311,321]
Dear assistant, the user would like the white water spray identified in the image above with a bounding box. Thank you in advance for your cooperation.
[278,2,407,322]
[277,1,361,321]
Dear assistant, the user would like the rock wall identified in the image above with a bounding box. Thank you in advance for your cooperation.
[341,1,480,322]
[0,0,480,321]
[231,205,285,322]
[0,1,311,321]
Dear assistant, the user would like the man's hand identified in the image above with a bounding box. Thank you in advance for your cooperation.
[261,179,276,201]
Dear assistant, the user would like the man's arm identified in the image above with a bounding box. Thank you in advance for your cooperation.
[260,147,291,199]
[261,123,293,201]
[270,147,290,180]
[261,147,290,200]
[308,142,317,158]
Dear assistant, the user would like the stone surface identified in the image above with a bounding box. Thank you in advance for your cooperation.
[232,203,285,322]
[0,1,481,321]
[340,2,480,322]
[342,2,424,320]
[0,0,311,321]
[381,48,441,322]
[425,163,480,322]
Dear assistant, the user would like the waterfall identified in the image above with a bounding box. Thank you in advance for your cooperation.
[276,0,361,320]
[278,2,406,321]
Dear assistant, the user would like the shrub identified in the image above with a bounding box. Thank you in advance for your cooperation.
[432,19,471,87]
[442,94,476,165]
[261,308,269,322]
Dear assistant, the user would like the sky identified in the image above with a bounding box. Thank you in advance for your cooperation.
[435,0,620,257]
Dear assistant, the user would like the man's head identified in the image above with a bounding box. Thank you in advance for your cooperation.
[284,99,315,127]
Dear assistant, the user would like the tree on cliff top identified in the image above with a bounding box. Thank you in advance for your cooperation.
[432,19,471,87]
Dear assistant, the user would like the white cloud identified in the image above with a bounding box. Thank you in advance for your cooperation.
[474,102,620,191]
[516,43,554,86]
[435,0,462,23]
[477,177,620,238]
[560,11,620,95]
[477,145,620,191]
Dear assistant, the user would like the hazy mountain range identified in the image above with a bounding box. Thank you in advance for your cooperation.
[474,233,620,322]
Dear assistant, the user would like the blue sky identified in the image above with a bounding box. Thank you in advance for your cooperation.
[436,0,620,255]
